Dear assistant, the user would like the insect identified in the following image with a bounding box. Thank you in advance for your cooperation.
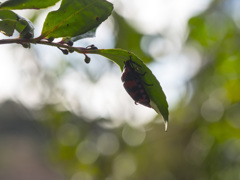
[121,56,152,108]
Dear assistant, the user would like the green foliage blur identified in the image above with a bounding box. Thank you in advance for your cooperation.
[0,0,240,180]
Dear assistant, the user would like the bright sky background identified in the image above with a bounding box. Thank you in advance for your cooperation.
[0,0,212,127]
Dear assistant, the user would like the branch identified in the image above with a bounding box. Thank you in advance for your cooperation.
[0,37,96,55]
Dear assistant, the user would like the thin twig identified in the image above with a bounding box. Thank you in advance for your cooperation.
[0,37,93,54]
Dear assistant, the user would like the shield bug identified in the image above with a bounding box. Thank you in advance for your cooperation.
[121,56,152,108]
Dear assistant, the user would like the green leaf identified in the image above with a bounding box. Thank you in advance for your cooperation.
[0,9,18,19]
[0,0,60,10]
[0,10,18,36]
[0,9,34,38]
[16,16,34,39]
[0,9,34,47]
[41,0,113,38]
[16,16,34,48]
[0,9,18,36]
[86,49,169,130]
[0,19,16,36]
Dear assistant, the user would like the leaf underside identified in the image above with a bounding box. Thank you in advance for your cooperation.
[41,0,113,38]
[0,0,60,10]
[0,19,15,36]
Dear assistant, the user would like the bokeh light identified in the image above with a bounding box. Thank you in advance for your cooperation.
[76,140,99,165]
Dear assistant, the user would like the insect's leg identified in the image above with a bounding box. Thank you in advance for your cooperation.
[131,60,142,68]
[136,71,146,76]
[128,56,142,68]
[142,81,153,86]
[128,56,153,86]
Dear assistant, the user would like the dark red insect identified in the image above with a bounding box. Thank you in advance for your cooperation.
[121,57,152,108]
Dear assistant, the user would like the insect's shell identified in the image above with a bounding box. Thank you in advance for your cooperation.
[121,60,151,108]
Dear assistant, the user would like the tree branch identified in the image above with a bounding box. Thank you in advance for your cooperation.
[0,37,94,54]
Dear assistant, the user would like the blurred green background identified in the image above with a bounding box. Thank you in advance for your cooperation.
[0,0,240,179]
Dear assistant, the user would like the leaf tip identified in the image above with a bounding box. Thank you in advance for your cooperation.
[150,100,169,131]
[164,120,168,132]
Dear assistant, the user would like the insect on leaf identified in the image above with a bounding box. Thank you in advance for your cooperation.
[85,48,169,131]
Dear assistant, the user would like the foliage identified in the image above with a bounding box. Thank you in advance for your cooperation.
[0,0,169,127]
